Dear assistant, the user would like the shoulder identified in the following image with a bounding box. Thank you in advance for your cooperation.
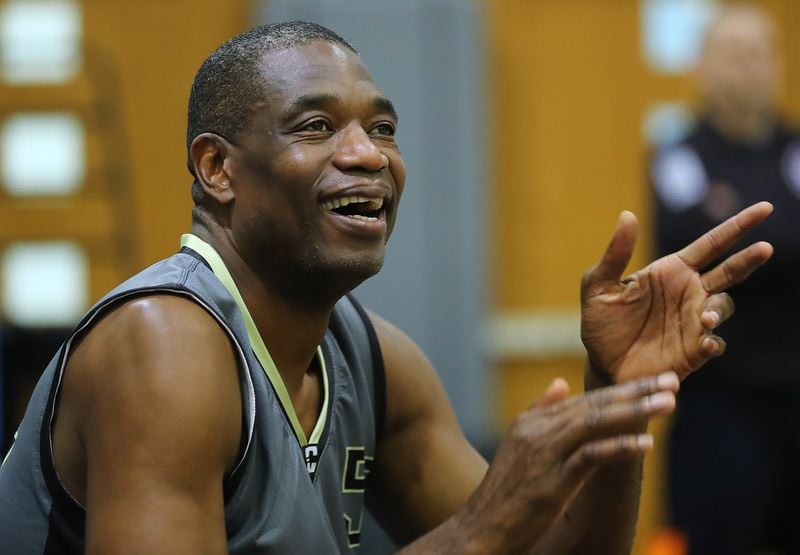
[358,310,485,541]
[364,310,424,364]
[779,135,800,200]
[775,118,800,141]
[66,293,242,471]
[364,309,431,388]
[362,310,458,434]
[54,293,241,551]
[74,294,238,389]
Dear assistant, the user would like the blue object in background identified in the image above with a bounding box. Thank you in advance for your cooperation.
[641,0,719,74]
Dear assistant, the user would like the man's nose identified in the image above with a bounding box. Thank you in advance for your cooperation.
[332,122,388,173]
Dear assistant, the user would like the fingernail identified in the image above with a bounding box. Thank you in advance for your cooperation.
[705,311,720,326]
[638,434,654,449]
[648,391,675,409]
[657,372,679,389]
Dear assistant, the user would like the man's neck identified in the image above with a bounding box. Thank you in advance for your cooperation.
[706,102,775,145]
[189,222,335,398]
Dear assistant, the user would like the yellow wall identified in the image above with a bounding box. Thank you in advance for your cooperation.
[81,0,250,295]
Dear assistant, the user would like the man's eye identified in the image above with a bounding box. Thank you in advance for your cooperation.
[371,122,396,137]
[301,120,333,132]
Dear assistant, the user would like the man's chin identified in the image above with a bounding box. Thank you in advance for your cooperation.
[294,250,385,301]
[336,253,385,286]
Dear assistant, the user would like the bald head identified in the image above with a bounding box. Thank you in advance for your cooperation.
[697,4,779,115]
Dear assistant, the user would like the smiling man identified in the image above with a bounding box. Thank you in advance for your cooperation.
[0,22,775,554]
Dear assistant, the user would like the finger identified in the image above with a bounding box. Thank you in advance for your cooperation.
[698,334,727,359]
[534,378,571,409]
[583,211,638,285]
[700,241,773,293]
[581,391,676,436]
[552,371,678,415]
[700,293,734,330]
[561,434,653,484]
[677,201,773,270]
[583,372,679,409]
[556,376,677,449]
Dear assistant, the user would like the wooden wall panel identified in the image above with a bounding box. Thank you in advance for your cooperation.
[82,0,249,282]
[490,0,651,311]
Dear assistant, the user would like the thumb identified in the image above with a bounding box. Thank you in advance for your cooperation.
[535,377,571,408]
[583,210,638,286]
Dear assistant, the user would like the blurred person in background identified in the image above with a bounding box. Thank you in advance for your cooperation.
[651,4,800,553]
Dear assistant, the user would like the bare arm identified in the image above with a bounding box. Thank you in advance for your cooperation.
[62,295,242,554]
[366,312,677,553]
[365,311,487,542]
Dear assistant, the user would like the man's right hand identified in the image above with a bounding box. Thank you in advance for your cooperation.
[369,312,679,554]
[454,372,679,552]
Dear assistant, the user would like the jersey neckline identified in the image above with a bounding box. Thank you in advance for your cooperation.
[180,233,329,447]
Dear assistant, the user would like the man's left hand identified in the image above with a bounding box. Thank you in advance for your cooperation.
[580,201,773,384]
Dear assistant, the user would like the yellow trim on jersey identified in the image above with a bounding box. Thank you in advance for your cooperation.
[1,431,18,466]
[180,234,329,446]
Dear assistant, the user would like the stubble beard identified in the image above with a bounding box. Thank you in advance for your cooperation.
[274,233,386,310]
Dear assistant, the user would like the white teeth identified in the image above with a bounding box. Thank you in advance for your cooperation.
[321,195,385,212]
[366,197,384,211]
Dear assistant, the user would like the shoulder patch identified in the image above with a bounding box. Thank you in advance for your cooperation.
[652,145,708,212]
[782,142,800,200]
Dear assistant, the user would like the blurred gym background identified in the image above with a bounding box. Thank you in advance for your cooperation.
[0,1,798,553]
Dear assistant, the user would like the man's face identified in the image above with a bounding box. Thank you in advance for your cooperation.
[699,11,778,114]
[225,40,405,297]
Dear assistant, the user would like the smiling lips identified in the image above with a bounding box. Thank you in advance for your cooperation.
[321,195,385,222]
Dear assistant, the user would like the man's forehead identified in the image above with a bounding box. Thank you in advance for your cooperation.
[255,41,380,99]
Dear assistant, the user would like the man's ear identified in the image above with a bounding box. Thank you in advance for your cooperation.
[190,133,236,204]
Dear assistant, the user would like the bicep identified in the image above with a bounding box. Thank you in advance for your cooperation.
[74,296,241,554]
[366,312,487,544]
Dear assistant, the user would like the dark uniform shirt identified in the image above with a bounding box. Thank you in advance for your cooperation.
[652,116,800,393]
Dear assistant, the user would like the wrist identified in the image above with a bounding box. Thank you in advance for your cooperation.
[404,510,504,555]
[450,497,531,554]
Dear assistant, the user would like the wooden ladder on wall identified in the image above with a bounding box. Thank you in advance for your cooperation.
[0,44,139,303]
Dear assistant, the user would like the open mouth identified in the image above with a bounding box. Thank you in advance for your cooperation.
[321,195,385,222]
